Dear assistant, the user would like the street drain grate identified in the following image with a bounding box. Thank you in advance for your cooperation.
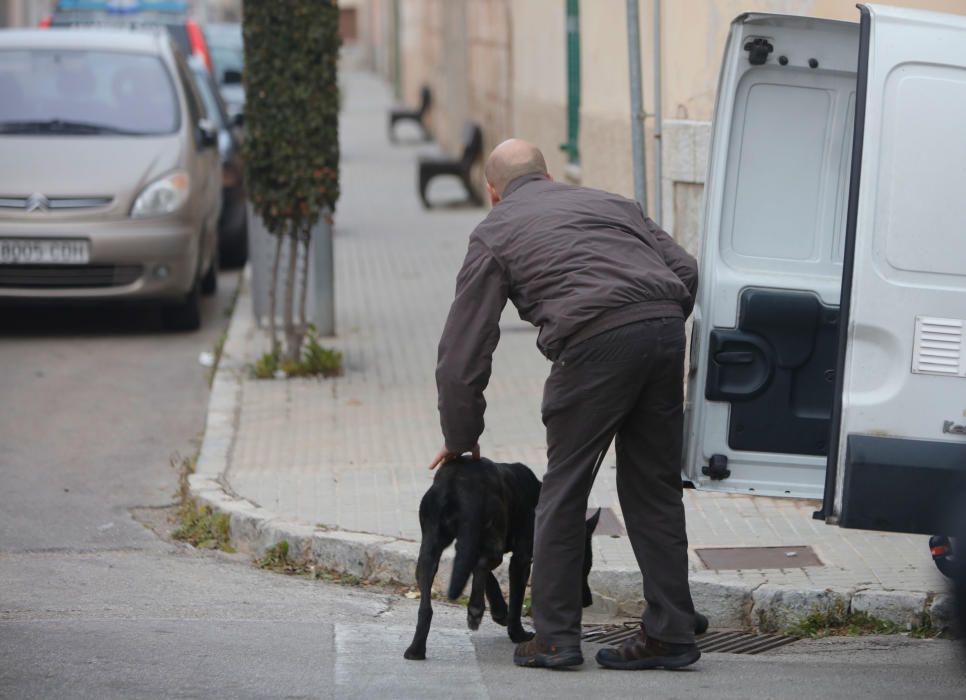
[582,621,799,655]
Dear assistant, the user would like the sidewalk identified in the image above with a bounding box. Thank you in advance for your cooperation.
[192,70,952,633]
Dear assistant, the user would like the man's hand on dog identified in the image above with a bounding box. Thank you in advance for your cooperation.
[429,444,480,470]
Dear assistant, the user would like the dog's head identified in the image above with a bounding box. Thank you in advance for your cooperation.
[582,507,601,608]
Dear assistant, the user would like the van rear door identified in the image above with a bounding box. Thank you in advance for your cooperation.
[683,13,858,498]
[823,4,966,534]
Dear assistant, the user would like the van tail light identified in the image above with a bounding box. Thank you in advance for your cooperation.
[186,20,213,73]
[39,15,52,28]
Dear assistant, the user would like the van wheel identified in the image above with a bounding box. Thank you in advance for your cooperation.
[162,282,202,332]
[201,250,218,296]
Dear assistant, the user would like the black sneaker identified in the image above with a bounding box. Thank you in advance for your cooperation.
[513,636,584,669]
[595,630,700,670]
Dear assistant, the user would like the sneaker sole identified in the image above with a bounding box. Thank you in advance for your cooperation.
[596,648,701,671]
[513,650,585,669]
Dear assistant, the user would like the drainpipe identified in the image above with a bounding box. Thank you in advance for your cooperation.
[652,0,663,224]
[625,0,647,214]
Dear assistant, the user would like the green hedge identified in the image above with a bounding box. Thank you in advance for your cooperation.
[242,0,341,237]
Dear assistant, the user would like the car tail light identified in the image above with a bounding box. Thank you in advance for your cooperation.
[39,16,52,28]
[186,20,213,73]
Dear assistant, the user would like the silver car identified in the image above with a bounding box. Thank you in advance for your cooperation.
[0,28,221,330]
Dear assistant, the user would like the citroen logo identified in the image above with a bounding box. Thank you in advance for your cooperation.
[25,193,49,213]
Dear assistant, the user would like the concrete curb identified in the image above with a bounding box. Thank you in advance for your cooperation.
[190,270,955,634]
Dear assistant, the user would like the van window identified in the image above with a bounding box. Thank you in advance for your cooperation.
[720,69,855,275]
[0,50,180,135]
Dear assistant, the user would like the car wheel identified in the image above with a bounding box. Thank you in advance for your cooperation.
[220,221,248,269]
[161,282,202,332]
[201,249,218,296]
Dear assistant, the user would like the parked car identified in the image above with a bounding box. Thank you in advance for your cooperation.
[42,0,213,74]
[204,22,245,122]
[188,56,247,267]
[0,28,222,330]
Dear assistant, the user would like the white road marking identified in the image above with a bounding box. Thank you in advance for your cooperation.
[334,622,488,700]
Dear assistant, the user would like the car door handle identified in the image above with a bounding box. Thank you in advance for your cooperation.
[714,351,755,365]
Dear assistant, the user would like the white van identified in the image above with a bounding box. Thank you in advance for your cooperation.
[684,4,966,538]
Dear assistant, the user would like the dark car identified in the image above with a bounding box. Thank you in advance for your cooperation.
[188,56,246,267]
[203,22,244,122]
[43,0,214,74]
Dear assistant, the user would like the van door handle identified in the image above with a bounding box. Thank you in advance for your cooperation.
[714,351,755,365]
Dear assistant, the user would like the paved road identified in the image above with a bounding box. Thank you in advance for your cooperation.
[0,272,963,698]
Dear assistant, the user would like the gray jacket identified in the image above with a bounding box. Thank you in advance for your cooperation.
[436,173,698,453]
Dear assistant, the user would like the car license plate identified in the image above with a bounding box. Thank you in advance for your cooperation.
[0,239,90,265]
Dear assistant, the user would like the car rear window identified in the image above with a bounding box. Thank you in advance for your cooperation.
[0,49,180,135]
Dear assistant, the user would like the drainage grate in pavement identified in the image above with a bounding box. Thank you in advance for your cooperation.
[695,545,823,570]
[582,621,799,655]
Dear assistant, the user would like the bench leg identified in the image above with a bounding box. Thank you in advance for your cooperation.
[419,172,433,209]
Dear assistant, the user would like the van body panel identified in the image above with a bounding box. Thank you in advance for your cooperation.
[684,13,858,498]
[687,4,966,524]
[830,4,966,525]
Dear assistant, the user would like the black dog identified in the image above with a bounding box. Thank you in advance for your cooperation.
[404,457,601,660]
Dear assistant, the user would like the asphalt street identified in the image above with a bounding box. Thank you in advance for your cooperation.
[0,270,964,698]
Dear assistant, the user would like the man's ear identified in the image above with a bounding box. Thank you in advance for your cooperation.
[486,181,500,206]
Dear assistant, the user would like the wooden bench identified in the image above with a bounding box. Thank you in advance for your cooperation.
[388,85,432,142]
[417,121,483,208]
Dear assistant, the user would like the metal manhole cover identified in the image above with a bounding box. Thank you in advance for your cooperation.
[582,621,799,655]
[695,545,823,570]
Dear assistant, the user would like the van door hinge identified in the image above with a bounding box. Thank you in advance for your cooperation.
[702,454,731,480]
[744,38,774,66]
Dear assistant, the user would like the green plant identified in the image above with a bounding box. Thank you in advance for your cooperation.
[251,329,342,380]
[253,350,280,379]
[786,601,901,638]
[301,331,343,377]
[171,453,234,553]
[208,330,228,386]
[243,0,341,362]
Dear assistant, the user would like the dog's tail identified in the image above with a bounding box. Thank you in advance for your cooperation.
[447,492,484,601]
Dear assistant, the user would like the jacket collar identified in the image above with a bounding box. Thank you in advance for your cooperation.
[501,172,550,199]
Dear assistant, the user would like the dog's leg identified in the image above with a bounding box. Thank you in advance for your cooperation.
[506,553,535,643]
[404,536,443,660]
[466,565,488,630]
[485,573,508,626]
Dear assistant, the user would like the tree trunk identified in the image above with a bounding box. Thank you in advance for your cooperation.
[282,229,299,363]
[297,223,311,336]
[268,233,283,356]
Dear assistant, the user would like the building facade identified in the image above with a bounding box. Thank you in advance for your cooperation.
[358,0,966,254]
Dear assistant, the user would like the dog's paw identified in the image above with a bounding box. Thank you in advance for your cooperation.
[491,610,508,627]
[403,647,426,661]
[467,606,484,631]
[509,627,535,643]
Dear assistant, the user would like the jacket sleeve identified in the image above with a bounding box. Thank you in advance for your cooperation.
[643,213,699,317]
[436,235,509,453]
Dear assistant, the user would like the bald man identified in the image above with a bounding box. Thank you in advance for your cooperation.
[431,139,700,671]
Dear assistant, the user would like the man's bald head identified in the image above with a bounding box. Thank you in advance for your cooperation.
[483,139,549,197]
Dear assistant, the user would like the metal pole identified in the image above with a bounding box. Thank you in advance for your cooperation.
[392,0,402,99]
[625,0,647,214]
[652,0,663,224]
[313,211,335,336]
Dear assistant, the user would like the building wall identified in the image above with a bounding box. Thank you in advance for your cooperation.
[508,0,568,180]
[368,0,966,246]
[0,0,55,27]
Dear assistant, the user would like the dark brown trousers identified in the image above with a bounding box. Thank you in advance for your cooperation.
[531,318,696,647]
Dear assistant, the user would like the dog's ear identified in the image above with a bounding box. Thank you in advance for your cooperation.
[585,507,602,536]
